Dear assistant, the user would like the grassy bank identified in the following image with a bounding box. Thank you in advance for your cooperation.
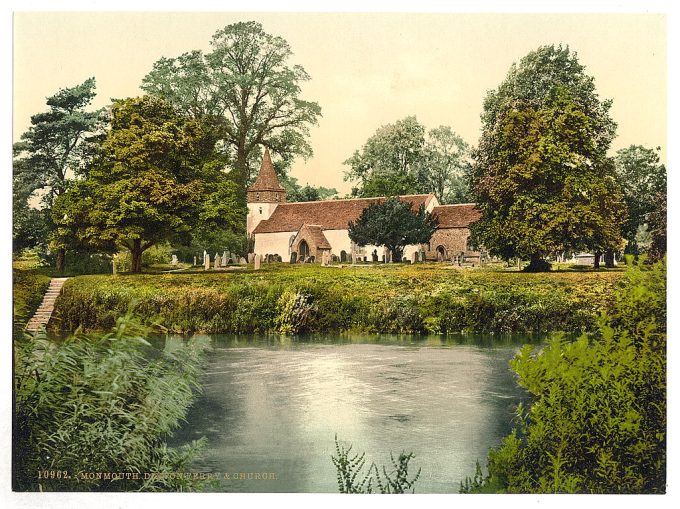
[52,263,623,336]
[13,269,51,333]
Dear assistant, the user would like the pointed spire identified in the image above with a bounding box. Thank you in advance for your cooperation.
[248,147,285,192]
[247,147,287,204]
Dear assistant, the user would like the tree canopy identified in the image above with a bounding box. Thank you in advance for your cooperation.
[13,77,104,259]
[469,45,625,270]
[613,145,666,254]
[53,96,244,273]
[344,116,470,203]
[140,21,322,203]
[347,197,437,262]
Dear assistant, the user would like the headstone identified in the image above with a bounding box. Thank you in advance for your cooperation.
[254,254,261,270]
[193,255,197,266]
[222,251,228,267]
[239,257,247,265]
[204,254,210,271]
[290,252,297,264]
[203,250,207,264]
[171,254,178,266]
[247,253,255,264]
[412,252,418,264]
[214,253,220,269]
[112,255,117,275]
[372,250,378,262]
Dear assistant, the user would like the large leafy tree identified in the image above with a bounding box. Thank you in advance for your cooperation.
[344,116,470,202]
[53,96,243,273]
[344,116,425,197]
[421,126,470,204]
[140,21,322,203]
[13,78,104,266]
[469,45,624,271]
[613,145,666,254]
[347,197,438,262]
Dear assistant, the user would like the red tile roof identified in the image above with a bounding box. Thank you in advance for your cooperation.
[432,204,481,228]
[298,224,332,249]
[248,147,285,192]
[253,194,435,234]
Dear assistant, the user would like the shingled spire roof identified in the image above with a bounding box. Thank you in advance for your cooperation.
[248,147,285,192]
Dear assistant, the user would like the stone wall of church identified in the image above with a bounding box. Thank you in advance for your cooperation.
[426,227,473,260]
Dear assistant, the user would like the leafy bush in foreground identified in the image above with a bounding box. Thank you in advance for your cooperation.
[331,435,421,494]
[462,260,666,493]
[13,315,210,492]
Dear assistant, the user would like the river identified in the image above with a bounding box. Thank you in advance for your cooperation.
[167,334,537,493]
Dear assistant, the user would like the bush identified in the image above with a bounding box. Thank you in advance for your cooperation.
[52,265,622,336]
[13,315,211,492]
[331,435,421,494]
[463,260,666,493]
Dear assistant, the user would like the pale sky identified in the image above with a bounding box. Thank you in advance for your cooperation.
[13,11,667,195]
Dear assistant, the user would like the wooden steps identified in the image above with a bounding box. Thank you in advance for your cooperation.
[25,277,69,333]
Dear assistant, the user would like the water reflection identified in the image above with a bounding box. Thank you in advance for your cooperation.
[167,334,535,493]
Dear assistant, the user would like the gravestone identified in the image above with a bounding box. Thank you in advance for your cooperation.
[204,254,210,271]
[290,252,297,264]
[412,252,418,264]
[247,253,255,264]
[239,257,247,265]
[222,251,228,267]
[214,253,220,269]
[203,250,207,264]
[171,254,178,266]
[193,256,197,266]
[254,254,261,270]
[372,250,378,262]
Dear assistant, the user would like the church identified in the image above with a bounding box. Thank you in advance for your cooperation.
[247,148,482,264]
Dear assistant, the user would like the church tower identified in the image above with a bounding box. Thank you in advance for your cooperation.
[247,147,287,235]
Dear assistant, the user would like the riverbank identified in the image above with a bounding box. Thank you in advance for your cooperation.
[50,263,623,336]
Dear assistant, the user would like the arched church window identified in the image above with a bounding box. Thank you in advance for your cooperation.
[259,207,263,214]
[256,192,260,201]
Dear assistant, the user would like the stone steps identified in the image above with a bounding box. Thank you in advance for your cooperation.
[25,277,69,333]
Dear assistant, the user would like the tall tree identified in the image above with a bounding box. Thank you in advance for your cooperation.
[421,126,470,204]
[13,78,104,267]
[344,117,471,202]
[53,96,243,273]
[140,21,322,202]
[613,145,666,254]
[344,116,425,197]
[647,191,666,263]
[469,45,624,271]
[347,197,437,262]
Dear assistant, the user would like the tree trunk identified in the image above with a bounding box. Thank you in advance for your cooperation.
[593,250,602,269]
[604,249,615,268]
[524,253,551,272]
[131,239,143,274]
[55,248,65,274]
[390,247,403,263]
[235,144,248,207]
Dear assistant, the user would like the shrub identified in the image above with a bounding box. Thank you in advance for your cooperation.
[463,260,666,493]
[275,289,317,334]
[331,435,421,494]
[13,315,211,492]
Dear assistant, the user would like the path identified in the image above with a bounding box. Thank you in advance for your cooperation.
[25,277,69,333]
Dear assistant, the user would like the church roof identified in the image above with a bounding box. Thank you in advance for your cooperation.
[297,224,332,249]
[432,203,481,227]
[252,194,435,234]
[248,147,285,192]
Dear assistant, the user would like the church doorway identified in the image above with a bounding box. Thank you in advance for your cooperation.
[299,240,310,259]
[436,245,447,261]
